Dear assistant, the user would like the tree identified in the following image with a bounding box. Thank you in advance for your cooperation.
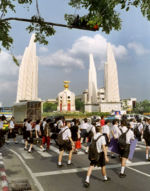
[1,0,150,54]
[75,99,84,112]
[133,100,150,114]
[43,102,57,113]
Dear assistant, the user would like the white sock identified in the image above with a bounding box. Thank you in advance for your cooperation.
[104,176,107,180]
[58,162,61,165]
[146,154,148,160]
[86,176,90,183]
[121,166,125,174]
[68,160,71,164]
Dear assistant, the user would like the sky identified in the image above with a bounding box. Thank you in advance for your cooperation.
[0,0,150,106]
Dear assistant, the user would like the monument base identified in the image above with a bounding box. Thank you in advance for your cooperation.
[84,104,99,112]
[99,102,121,113]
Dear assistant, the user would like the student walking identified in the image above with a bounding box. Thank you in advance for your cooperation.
[7,117,17,143]
[119,121,134,178]
[143,119,150,161]
[102,120,110,155]
[58,121,74,167]
[84,124,110,188]
[24,119,33,153]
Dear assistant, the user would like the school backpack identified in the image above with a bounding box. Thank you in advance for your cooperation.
[56,128,69,146]
[88,135,102,161]
[134,124,141,138]
[143,125,150,140]
[118,129,129,149]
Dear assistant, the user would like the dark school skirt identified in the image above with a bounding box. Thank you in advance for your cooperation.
[7,129,16,139]
[119,144,130,159]
[59,140,72,152]
[26,131,33,144]
[80,129,87,138]
[90,152,105,167]
[145,139,150,146]
[103,133,110,146]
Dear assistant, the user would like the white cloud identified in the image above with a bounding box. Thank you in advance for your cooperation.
[128,42,150,55]
[39,34,127,72]
[39,46,49,53]
[39,49,84,70]
[0,81,17,92]
[0,51,19,75]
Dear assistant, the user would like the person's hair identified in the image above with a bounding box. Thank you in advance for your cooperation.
[127,122,131,129]
[84,118,87,123]
[28,119,32,123]
[36,119,40,124]
[105,120,110,124]
[43,118,46,121]
[92,121,96,126]
[137,118,141,123]
[121,120,127,127]
[112,119,118,125]
[46,119,51,123]
[96,125,101,132]
[24,118,27,122]
[101,115,104,119]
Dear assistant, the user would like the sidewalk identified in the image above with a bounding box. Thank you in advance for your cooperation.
[0,146,38,191]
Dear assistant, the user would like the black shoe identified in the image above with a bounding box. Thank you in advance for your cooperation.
[103,177,111,182]
[67,163,73,166]
[57,164,63,168]
[111,155,116,159]
[84,181,89,188]
[119,173,126,178]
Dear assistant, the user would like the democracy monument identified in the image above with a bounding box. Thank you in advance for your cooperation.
[83,43,121,113]
[16,34,121,113]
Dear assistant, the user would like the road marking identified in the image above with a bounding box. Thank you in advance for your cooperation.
[137,145,146,149]
[127,166,150,177]
[33,161,150,177]
[135,148,142,150]
[34,146,52,158]
[19,148,34,160]
[8,148,44,191]
[50,145,68,156]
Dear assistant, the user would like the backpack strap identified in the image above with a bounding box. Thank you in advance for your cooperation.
[96,135,102,142]
[60,128,69,134]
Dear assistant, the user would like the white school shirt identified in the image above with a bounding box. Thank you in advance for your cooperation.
[0,121,3,129]
[42,121,46,129]
[80,122,90,130]
[26,123,32,131]
[60,126,71,140]
[130,121,136,129]
[87,124,96,135]
[112,125,121,139]
[120,126,134,144]
[94,132,106,153]
[35,124,40,132]
[102,125,110,135]
[9,120,14,129]
[137,123,143,132]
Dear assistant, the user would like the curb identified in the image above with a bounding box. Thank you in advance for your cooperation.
[0,153,9,191]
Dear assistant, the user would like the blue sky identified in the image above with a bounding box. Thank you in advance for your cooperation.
[0,0,150,106]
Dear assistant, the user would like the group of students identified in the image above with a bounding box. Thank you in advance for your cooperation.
[2,115,150,188]
[54,117,150,188]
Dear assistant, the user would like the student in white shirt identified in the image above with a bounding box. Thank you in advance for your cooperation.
[24,120,33,153]
[58,120,74,167]
[80,118,90,143]
[102,120,110,155]
[84,124,110,187]
[144,119,150,161]
[111,119,121,158]
[119,121,134,178]
[35,120,46,152]
[7,117,17,143]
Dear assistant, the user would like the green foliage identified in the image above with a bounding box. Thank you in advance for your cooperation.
[43,102,57,113]
[75,99,84,112]
[133,100,150,114]
[0,0,150,50]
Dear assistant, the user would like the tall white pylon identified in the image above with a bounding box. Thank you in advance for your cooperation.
[88,54,98,104]
[105,43,120,102]
[16,34,38,102]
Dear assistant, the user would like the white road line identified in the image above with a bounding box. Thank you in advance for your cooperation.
[137,145,146,149]
[127,166,150,177]
[34,146,52,158]
[135,148,142,151]
[8,148,44,191]
[33,161,150,177]
[18,148,34,160]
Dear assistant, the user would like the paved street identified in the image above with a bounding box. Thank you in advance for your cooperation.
[1,139,150,191]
